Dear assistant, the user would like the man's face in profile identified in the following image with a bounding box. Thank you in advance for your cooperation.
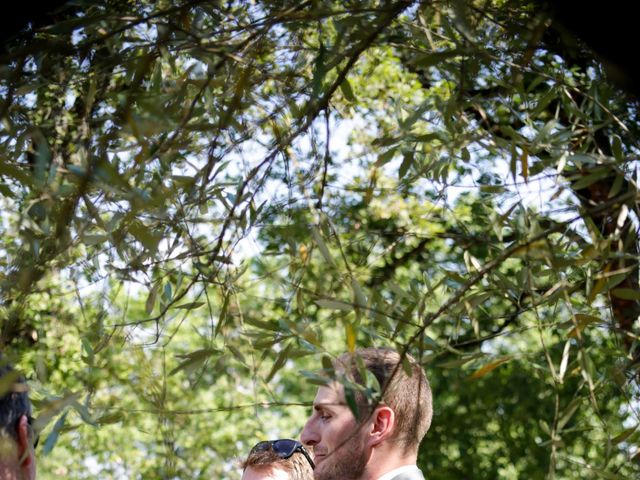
[300,382,368,480]
[242,465,290,480]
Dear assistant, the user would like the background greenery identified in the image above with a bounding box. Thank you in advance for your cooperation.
[0,1,638,478]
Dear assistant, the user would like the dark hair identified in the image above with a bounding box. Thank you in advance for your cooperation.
[336,348,433,453]
[0,360,32,442]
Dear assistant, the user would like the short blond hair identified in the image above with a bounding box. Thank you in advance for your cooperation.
[241,444,313,480]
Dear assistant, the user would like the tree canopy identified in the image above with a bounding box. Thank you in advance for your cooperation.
[0,1,639,478]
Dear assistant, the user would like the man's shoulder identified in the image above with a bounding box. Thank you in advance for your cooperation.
[387,467,425,480]
[390,473,424,480]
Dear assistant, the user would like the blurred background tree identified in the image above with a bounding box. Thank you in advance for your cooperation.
[0,1,638,478]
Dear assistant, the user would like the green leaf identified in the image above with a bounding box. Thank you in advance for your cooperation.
[227,344,246,364]
[311,226,335,267]
[300,370,331,386]
[409,50,461,68]
[173,301,205,310]
[451,0,476,41]
[510,146,518,182]
[611,135,623,161]
[520,148,528,183]
[398,151,414,179]
[215,292,231,338]
[340,78,356,102]
[0,182,13,197]
[311,43,327,97]
[81,234,108,246]
[571,168,609,190]
[0,159,33,186]
[351,278,367,308]
[81,337,94,365]
[607,174,624,199]
[611,288,640,301]
[321,354,334,376]
[400,101,432,130]
[71,399,96,426]
[568,314,601,337]
[376,147,397,167]
[479,185,506,193]
[372,135,398,147]
[266,344,292,382]
[439,353,484,368]
[413,133,443,143]
[587,465,627,480]
[558,340,571,383]
[539,419,551,436]
[163,282,173,302]
[170,349,219,376]
[129,221,161,253]
[611,425,637,445]
[145,283,159,314]
[531,88,557,117]
[42,411,68,456]
[95,412,124,426]
[315,299,353,311]
[344,383,360,419]
[42,15,94,34]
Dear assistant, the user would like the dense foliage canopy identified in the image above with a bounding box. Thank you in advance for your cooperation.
[0,1,639,478]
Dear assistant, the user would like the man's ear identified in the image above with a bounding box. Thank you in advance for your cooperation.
[16,414,33,467]
[367,405,395,447]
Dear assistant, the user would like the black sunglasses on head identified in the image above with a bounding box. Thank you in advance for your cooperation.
[250,438,315,469]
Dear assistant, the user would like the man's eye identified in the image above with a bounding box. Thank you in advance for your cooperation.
[320,413,331,421]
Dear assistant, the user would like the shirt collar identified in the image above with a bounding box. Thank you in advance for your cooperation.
[377,465,421,480]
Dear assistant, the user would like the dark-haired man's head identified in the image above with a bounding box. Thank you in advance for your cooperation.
[0,361,36,480]
[301,348,432,480]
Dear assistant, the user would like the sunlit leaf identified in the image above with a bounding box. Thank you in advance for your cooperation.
[311,226,336,267]
[469,356,512,379]
[315,299,352,311]
[345,322,356,352]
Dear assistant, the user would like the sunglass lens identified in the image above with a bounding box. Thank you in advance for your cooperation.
[273,439,298,457]
[250,441,271,454]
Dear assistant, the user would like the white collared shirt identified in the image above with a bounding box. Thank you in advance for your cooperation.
[377,465,422,480]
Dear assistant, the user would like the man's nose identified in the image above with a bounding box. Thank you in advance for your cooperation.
[300,418,318,446]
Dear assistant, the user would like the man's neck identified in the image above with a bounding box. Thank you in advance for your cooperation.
[358,445,418,480]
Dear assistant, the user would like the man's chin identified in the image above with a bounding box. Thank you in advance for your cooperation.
[313,457,335,478]
[313,461,329,480]
[314,455,359,480]
[313,441,367,480]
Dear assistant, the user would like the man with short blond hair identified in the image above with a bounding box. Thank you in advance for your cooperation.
[241,439,314,480]
[301,347,432,480]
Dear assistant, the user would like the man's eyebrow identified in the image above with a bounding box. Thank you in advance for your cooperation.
[313,401,344,411]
